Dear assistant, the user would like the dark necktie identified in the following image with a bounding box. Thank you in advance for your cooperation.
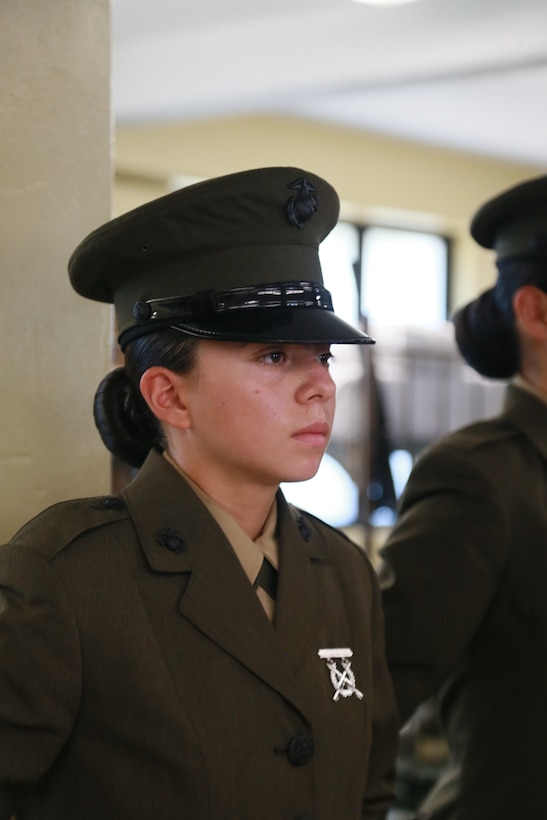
[253,557,278,600]
[253,558,278,621]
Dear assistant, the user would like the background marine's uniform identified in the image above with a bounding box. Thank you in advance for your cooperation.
[380,385,547,819]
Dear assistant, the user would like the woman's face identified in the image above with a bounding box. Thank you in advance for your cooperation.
[178,339,336,491]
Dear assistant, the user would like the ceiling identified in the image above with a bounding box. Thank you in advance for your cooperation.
[112,0,547,168]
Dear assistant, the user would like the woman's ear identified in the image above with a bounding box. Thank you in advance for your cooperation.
[513,286,547,342]
[139,367,191,430]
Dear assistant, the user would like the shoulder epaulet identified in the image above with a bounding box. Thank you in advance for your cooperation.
[9,495,129,560]
[435,416,519,455]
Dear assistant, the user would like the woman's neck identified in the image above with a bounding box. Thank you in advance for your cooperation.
[164,449,277,540]
[518,344,547,396]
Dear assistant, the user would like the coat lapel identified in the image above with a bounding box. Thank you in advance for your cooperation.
[122,452,328,722]
[274,493,329,668]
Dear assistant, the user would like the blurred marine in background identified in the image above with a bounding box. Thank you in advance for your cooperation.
[380,175,547,820]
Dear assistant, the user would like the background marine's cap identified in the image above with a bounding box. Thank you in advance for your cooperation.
[470,174,547,262]
[68,166,373,349]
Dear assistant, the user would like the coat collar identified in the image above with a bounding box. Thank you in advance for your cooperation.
[122,450,331,721]
[503,383,547,462]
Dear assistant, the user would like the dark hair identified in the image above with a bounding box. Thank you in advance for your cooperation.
[93,330,200,468]
[453,257,547,379]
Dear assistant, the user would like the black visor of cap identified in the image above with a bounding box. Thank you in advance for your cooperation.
[119,280,374,349]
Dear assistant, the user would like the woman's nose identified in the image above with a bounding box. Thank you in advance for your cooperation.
[296,360,336,402]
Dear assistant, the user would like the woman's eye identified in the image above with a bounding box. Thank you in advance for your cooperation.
[263,351,285,364]
[319,351,333,366]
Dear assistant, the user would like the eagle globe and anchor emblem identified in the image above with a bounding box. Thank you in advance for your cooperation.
[318,648,363,702]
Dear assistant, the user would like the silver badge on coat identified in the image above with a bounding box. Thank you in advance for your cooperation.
[318,648,363,702]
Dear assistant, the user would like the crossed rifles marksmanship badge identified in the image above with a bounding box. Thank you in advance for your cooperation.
[318,648,363,702]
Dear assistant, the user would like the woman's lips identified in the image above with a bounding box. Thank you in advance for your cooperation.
[292,422,330,446]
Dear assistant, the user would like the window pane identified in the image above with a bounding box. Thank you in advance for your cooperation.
[361,227,447,330]
[319,220,361,328]
[319,220,365,405]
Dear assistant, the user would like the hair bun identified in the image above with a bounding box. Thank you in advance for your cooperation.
[93,367,158,469]
[453,288,519,379]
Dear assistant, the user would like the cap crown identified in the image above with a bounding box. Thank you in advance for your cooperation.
[69,167,339,338]
[470,174,547,261]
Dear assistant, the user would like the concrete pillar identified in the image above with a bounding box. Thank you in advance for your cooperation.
[0,0,112,540]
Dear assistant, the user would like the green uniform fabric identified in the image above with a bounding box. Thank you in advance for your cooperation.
[0,450,398,820]
[380,385,547,819]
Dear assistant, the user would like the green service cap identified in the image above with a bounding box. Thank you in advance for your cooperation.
[68,166,373,349]
[470,174,547,262]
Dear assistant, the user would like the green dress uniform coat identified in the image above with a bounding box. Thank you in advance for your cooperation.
[0,450,398,820]
[380,384,547,820]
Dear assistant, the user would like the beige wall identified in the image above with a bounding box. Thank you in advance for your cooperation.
[115,114,546,311]
[0,1,112,540]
